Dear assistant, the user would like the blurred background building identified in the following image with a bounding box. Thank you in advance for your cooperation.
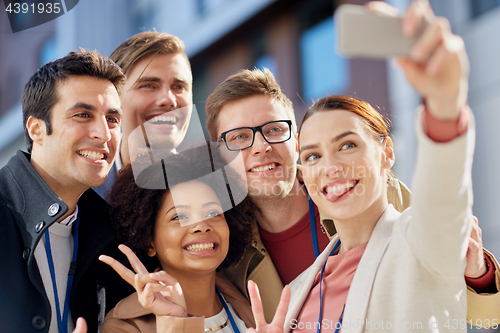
[0,1,499,328]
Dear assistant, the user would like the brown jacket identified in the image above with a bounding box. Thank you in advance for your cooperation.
[101,274,255,333]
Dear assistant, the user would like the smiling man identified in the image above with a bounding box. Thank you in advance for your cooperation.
[206,68,499,323]
[94,32,193,199]
[0,50,131,333]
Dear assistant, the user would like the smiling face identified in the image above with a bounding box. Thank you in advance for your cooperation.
[299,110,393,222]
[29,75,121,193]
[216,94,298,200]
[149,181,230,277]
[120,53,193,161]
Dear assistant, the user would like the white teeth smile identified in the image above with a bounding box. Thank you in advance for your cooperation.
[325,181,357,195]
[150,114,176,125]
[185,243,215,251]
[250,163,277,173]
[78,150,104,160]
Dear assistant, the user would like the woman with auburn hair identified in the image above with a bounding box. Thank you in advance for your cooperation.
[284,2,475,332]
[99,145,257,333]
[244,1,496,333]
[292,92,473,331]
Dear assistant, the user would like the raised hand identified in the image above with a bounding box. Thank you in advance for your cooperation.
[400,0,469,120]
[465,216,488,278]
[246,280,290,333]
[367,0,469,120]
[99,244,188,317]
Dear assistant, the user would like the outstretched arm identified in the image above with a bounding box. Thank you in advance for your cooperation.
[369,0,472,274]
[368,1,499,326]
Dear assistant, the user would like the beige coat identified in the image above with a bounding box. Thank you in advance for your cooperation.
[101,274,255,333]
[286,108,499,332]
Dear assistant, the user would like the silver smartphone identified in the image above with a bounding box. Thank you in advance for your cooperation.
[335,4,427,59]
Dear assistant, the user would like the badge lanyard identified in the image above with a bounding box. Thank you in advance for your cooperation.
[317,240,342,333]
[306,188,344,332]
[44,207,80,333]
[307,192,320,259]
[216,288,241,333]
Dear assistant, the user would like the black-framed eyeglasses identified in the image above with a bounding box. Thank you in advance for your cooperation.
[217,120,293,151]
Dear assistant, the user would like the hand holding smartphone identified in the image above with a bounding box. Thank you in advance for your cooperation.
[335,4,428,59]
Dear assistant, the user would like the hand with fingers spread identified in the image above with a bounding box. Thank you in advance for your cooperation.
[246,280,290,333]
[99,244,188,317]
[367,0,469,121]
[465,216,488,278]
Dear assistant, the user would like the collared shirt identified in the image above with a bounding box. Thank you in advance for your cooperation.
[34,206,78,333]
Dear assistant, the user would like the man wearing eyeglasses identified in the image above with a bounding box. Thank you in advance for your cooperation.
[205,68,499,324]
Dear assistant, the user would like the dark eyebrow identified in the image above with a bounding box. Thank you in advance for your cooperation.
[165,205,189,216]
[164,201,221,215]
[173,77,190,85]
[67,102,96,112]
[133,76,191,88]
[107,109,122,116]
[134,76,161,85]
[299,131,356,154]
[67,103,122,117]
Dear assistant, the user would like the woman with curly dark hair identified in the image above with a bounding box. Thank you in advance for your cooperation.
[99,144,256,333]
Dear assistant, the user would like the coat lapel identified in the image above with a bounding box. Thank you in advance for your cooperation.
[342,205,400,333]
[284,205,401,333]
[285,235,340,332]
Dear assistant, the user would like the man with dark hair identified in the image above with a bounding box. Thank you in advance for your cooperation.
[0,50,131,333]
[94,31,193,198]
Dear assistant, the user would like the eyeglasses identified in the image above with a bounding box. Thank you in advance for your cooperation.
[217,120,293,151]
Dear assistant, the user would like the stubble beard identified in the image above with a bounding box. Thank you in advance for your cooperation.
[247,172,296,207]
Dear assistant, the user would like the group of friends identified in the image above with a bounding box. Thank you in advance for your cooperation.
[1,1,499,332]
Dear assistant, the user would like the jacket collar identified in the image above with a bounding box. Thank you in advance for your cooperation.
[1,150,69,250]
[342,205,399,333]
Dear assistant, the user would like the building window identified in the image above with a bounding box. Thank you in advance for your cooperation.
[255,55,278,79]
[471,0,500,18]
[197,0,227,16]
[300,17,350,102]
[40,36,57,66]
[132,1,155,31]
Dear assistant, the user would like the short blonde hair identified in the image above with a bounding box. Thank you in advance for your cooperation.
[110,31,189,76]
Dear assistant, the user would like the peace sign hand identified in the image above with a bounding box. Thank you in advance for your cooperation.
[246,280,290,333]
[99,244,188,317]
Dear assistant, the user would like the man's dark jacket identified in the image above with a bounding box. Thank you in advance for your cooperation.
[0,151,131,333]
